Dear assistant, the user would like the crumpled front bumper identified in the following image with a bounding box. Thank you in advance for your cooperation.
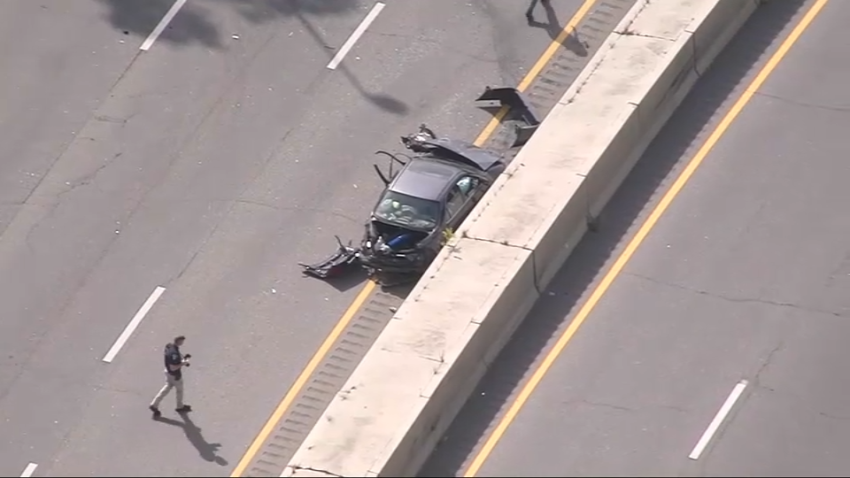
[358,249,431,275]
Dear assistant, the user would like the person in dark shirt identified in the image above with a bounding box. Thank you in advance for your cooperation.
[149,335,192,417]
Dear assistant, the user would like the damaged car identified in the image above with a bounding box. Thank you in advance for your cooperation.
[301,124,505,285]
[360,124,506,276]
[300,87,539,286]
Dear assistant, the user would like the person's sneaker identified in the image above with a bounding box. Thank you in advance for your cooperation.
[149,405,161,417]
[175,405,192,414]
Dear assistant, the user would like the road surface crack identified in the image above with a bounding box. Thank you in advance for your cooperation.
[755,91,850,114]
[753,341,785,389]
[750,386,850,423]
[626,272,849,319]
[574,398,636,413]
[570,398,690,415]
[562,398,635,413]
[819,411,850,421]
[581,399,634,412]
[467,235,530,251]
[618,30,670,41]
[57,153,122,200]
[287,465,343,477]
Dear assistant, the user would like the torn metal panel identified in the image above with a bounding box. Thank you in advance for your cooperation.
[475,86,542,147]
[299,236,360,279]
[409,137,503,172]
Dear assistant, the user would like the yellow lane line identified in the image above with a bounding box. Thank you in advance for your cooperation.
[463,0,830,475]
[230,0,600,474]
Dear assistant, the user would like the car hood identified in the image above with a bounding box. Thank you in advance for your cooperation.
[419,137,503,172]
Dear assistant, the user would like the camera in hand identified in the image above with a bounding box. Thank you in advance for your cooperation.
[183,353,192,366]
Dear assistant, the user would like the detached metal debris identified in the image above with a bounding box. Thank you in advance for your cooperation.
[299,236,360,279]
[474,86,541,147]
[299,87,540,287]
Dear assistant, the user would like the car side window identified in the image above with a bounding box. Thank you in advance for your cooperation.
[456,176,480,199]
[445,186,466,220]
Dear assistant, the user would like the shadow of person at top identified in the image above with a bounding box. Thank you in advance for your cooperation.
[155,413,229,466]
[528,0,589,57]
[527,0,561,39]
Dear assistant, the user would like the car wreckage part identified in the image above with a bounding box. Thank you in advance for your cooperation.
[298,231,425,287]
[475,86,541,147]
[399,124,504,173]
[360,222,432,271]
[298,236,360,279]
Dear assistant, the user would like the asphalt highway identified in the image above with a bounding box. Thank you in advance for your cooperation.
[0,0,588,476]
[422,0,850,476]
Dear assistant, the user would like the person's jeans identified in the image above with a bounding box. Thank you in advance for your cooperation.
[150,371,184,408]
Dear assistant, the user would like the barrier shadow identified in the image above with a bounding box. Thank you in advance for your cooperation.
[418,1,809,476]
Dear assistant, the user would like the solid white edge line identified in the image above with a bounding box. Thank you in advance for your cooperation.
[689,379,749,460]
[20,463,37,477]
[140,0,188,51]
[326,2,386,70]
[102,286,167,363]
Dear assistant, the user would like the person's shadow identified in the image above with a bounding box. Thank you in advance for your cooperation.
[155,413,228,466]
[528,1,589,57]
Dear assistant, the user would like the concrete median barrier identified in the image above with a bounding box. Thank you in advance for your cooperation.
[283,1,759,476]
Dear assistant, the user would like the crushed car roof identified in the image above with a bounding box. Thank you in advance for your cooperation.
[388,158,463,202]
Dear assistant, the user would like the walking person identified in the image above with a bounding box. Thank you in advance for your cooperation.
[149,335,192,417]
[526,0,551,23]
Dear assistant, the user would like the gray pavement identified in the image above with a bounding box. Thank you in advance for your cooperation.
[0,0,587,476]
[232,0,640,475]
[0,0,150,235]
[421,0,850,476]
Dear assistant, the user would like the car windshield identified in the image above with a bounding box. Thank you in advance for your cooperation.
[373,190,441,231]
